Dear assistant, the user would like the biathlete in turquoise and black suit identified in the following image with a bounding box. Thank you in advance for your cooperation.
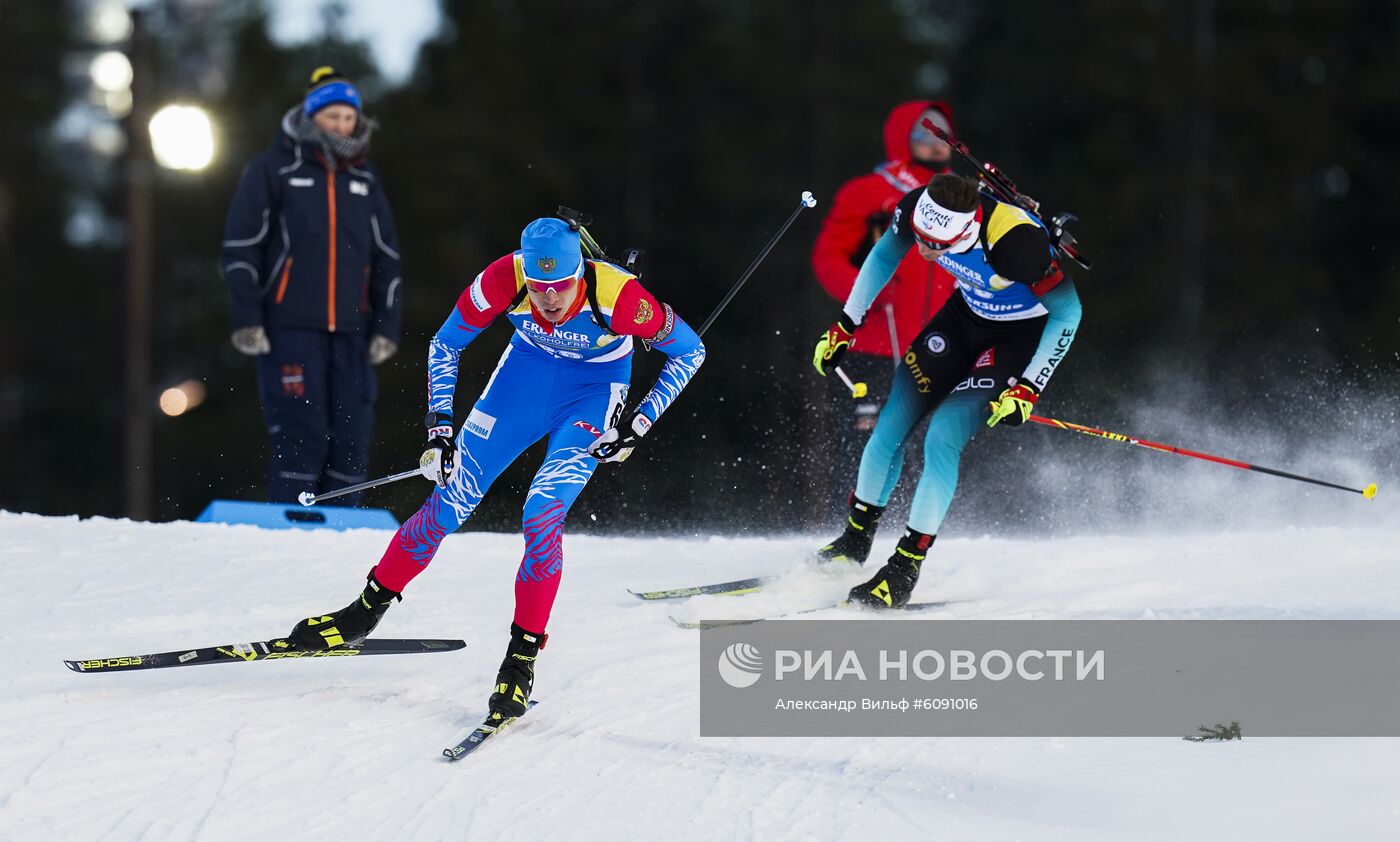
[287,217,704,724]
[812,173,1083,608]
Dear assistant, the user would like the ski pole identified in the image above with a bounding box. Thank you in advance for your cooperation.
[697,191,818,337]
[1028,415,1378,499]
[834,365,868,399]
[297,468,422,507]
[883,303,900,367]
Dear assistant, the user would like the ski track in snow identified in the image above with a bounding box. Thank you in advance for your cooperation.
[4,510,1400,840]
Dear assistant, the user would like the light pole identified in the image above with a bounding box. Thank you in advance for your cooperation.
[123,8,153,520]
[122,10,216,520]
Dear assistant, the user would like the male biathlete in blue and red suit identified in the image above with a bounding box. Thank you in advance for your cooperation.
[288,217,704,723]
[812,173,1083,608]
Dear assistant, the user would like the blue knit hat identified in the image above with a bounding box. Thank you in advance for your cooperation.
[520,218,583,281]
[303,66,361,116]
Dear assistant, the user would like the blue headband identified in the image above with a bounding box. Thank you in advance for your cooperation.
[304,81,361,116]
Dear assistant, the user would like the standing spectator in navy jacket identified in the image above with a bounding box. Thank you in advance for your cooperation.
[222,67,403,505]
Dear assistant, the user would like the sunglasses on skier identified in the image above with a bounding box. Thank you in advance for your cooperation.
[912,219,972,252]
[524,275,580,295]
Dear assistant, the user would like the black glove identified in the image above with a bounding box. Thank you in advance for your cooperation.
[419,412,457,488]
[588,408,652,463]
[813,315,856,376]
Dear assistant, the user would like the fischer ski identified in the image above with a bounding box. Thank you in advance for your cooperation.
[63,637,467,674]
[443,700,540,761]
[669,601,954,629]
[630,558,870,602]
[629,575,777,601]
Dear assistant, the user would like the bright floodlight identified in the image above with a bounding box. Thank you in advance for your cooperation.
[88,1,132,44]
[158,387,189,417]
[158,379,207,417]
[90,51,133,92]
[149,105,215,171]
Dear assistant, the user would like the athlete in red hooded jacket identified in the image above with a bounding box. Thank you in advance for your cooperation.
[812,101,959,369]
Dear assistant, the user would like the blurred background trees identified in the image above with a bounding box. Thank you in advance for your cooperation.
[1,0,1395,535]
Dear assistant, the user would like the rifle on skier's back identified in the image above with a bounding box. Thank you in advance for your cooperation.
[921,118,1092,271]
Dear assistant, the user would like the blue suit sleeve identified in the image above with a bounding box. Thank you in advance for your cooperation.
[221,155,277,329]
[367,167,404,342]
[635,314,705,425]
[1022,280,1082,392]
[426,307,488,416]
[841,226,905,326]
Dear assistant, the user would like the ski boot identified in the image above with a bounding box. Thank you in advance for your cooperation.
[487,623,547,722]
[814,497,885,566]
[847,528,934,609]
[287,570,401,650]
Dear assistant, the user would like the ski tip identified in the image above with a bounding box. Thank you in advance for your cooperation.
[904,601,954,612]
[1363,483,1378,500]
[441,700,541,761]
[63,660,83,672]
[670,616,762,630]
[841,599,953,614]
[361,638,468,652]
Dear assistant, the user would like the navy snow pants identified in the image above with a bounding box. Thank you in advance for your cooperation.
[256,327,376,505]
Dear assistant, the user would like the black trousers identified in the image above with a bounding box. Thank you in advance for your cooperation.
[257,328,377,505]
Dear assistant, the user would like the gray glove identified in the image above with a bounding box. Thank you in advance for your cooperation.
[231,326,270,355]
[368,334,398,365]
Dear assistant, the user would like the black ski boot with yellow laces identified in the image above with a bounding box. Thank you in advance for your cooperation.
[287,571,401,650]
[814,497,885,566]
[487,623,547,722]
[847,528,934,609]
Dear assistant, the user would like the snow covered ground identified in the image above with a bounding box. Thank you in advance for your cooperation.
[5,509,1400,840]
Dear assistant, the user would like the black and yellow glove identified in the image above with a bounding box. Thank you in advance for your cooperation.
[813,315,856,376]
[987,382,1039,428]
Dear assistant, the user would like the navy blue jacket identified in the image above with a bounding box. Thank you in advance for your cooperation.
[222,131,403,340]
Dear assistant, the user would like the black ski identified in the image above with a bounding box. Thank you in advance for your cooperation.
[669,601,954,629]
[443,700,540,761]
[63,637,466,674]
[628,576,777,601]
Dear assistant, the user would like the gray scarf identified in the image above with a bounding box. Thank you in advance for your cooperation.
[281,106,375,166]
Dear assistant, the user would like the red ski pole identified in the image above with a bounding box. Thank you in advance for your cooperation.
[1028,415,1378,499]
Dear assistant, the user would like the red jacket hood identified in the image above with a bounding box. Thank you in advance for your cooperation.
[882,100,956,164]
